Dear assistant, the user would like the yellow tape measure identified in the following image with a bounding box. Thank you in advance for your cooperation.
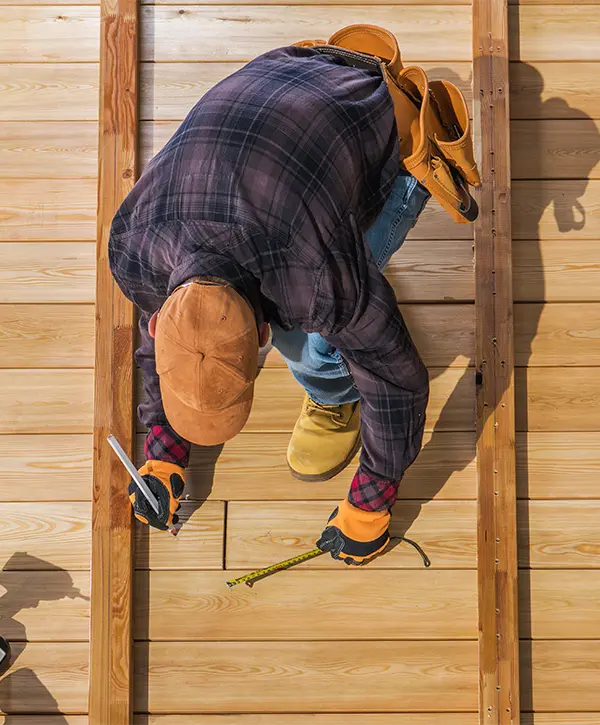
[226,548,324,589]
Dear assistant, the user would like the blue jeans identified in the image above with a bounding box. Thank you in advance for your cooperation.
[271,170,430,405]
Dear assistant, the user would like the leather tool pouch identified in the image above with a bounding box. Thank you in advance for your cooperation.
[295,24,481,224]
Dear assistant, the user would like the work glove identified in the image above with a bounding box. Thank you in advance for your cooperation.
[317,498,391,565]
[128,460,185,531]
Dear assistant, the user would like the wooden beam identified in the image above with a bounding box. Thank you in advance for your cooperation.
[473,1,520,724]
[89,0,138,719]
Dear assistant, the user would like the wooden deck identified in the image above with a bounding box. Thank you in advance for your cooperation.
[1,0,600,722]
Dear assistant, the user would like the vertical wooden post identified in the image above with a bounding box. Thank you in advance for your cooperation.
[89,0,138,719]
[473,1,520,724]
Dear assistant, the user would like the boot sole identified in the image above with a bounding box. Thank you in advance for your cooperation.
[288,433,362,483]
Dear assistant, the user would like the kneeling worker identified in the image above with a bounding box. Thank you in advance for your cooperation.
[109,25,479,565]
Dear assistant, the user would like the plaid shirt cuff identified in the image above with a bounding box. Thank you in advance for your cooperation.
[145,425,191,468]
[348,468,399,512]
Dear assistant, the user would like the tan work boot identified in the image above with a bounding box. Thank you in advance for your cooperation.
[287,394,361,482]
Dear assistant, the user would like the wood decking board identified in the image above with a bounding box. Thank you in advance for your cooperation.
[0,122,98,179]
[473,0,519,721]
[0,369,93,434]
[226,500,477,570]
[0,7,100,63]
[516,368,600,431]
[514,303,600,366]
[134,641,479,713]
[516,432,600,498]
[0,502,91,570]
[511,120,600,180]
[140,6,472,63]
[521,570,600,639]
[135,718,479,725]
[513,240,600,302]
[136,569,477,640]
[384,241,474,301]
[0,179,97,241]
[512,180,600,240]
[14,430,596,504]
[0,65,99,122]
[519,500,600,569]
[509,6,600,62]
[0,571,90,641]
[140,62,473,121]
[0,243,95,303]
[0,435,92,501]
[0,643,89,714]
[0,304,95,368]
[133,501,225,570]
[522,641,600,712]
[510,62,600,121]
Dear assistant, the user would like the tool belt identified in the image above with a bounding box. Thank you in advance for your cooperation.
[295,25,481,224]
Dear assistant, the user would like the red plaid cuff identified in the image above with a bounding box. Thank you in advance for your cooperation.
[145,425,191,468]
[348,468,398,512]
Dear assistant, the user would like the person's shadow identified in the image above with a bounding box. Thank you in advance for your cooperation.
[0,553,90,722]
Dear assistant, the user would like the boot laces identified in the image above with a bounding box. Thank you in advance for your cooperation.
[306,398,346,425]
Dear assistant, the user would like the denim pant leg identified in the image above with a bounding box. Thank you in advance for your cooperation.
[271,170,431,405]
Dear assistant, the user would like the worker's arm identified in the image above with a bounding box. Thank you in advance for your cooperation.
[130,311,190,529]
[311,232,429,563]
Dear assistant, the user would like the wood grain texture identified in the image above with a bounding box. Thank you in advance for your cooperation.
[89,0,138,717]
[522,641,600,711]
[516,432,600,499]
[511,120,600,180]
[0,369,92,434]
[513,241,600,302]
[0,434,92,502]
[512,180,599,240]
[141,61,473,121]
[0,7,100,63]
[137,367,476,433]
[0,65,98,122]
[519,500,600,569]
[134,641,478,712]
[136,569,477,640]
[0,719,89,725]
[0,179,96,241]
[0,642,88,714]
[0,304,94,367]
[520,570,600,639]
[0,122,98,179]
[0,243,95,303]
[385,240,474,302]
[134,718,479,725]
[510,62,600,121]
[141,7,472,62]
[516,367,600,431]
[0,502,90,570]
[474,0,519,721]
[138,430,476,501]
[226,500,476,570]
[0,571,90,641]
[134,501,225,570]
[509,6,600,62]
[515,303,600,366]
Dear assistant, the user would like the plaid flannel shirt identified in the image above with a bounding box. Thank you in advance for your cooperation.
[109,45,429,511]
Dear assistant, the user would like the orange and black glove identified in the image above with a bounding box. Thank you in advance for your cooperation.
[317,498,391,565]
[128,460,185,531]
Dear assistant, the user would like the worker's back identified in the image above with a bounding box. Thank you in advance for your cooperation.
[112,45,399,249]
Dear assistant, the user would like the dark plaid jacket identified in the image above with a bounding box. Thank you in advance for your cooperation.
[109,45,429,512]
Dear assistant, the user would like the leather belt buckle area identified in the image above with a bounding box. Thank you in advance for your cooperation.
[313,45,385,77]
